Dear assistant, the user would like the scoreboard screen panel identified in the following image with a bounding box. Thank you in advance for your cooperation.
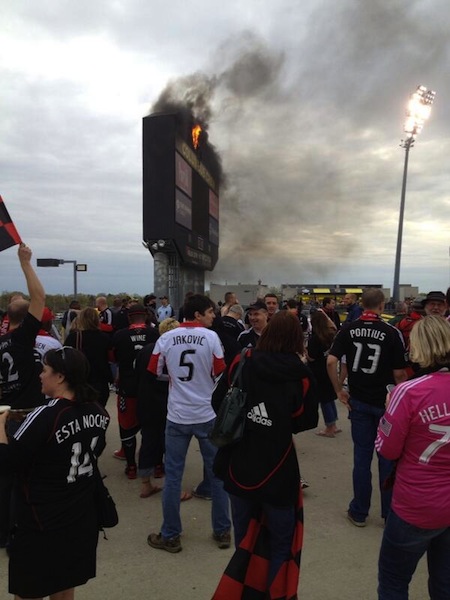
[143,113,219,270]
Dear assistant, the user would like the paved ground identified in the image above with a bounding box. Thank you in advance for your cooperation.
[0,398,428,599]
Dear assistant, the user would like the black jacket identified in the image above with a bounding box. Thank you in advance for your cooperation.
[213,350,318,506]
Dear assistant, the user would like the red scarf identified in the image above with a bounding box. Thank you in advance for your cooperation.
[359,311,381,321]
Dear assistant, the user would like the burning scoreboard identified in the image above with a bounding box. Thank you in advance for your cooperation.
[142,113,220,270]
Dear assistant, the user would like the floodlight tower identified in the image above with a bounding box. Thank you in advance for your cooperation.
[392,85,436,303]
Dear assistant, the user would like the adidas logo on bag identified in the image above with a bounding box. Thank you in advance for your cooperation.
[247,402,272,427]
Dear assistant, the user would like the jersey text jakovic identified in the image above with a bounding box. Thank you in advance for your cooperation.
[171,334,206,346]
[55,413,109,444]
[349,328,386,341]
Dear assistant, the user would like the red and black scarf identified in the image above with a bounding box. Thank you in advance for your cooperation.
[212,491,303,600]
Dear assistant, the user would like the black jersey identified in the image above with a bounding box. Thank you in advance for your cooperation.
[113,324,159,396]
[0,398,109,531]
[0,312,44,409]
[329,313,407,407]
[237,328,261,349]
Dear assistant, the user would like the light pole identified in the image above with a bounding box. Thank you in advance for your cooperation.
[36,259,87,299]
[392,85,435,302]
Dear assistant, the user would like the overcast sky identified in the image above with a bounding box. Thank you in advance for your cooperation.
[1,0,449,297]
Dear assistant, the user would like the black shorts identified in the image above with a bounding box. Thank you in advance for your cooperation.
[9,513,98,598]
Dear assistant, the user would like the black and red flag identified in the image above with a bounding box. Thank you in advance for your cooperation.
[0,195,22,252]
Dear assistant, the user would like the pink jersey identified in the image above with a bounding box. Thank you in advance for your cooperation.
[375,371,450,528]
[148,322,225,425]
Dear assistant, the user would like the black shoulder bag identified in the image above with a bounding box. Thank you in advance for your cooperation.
[209,349,248,448]
[89,450,119,537]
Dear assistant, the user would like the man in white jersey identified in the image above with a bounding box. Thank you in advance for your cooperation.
[146,294,231,553]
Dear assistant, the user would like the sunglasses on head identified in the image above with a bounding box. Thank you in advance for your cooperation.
[54,346,74,361]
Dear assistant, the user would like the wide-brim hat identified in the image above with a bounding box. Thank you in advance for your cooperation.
[421,291,446,307]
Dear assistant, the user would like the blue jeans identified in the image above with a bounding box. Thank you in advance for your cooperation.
[348,398,393,521]
[161,419,230,539]
[378,510,450,600]
[321,400,338,426]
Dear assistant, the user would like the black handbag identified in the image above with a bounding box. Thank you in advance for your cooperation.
[89,451,119,536]
[210,349,248,448]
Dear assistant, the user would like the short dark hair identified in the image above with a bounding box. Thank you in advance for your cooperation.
[224,291,235,303]
[264,293,278,301]
[257,311,304,354]
[183,294,213,320]
[286,299,298,309]
[322,297,333,308]
[361,288,385,310]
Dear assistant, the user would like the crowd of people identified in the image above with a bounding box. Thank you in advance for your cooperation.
[1,246,450,599]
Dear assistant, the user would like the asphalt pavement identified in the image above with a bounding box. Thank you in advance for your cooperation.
[0,397,428,599]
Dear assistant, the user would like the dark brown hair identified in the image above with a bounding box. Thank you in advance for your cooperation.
[257,311,304,353]
[44,347,97,404]
[311,310,336,348]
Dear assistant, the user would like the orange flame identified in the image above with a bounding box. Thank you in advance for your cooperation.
[192,124,202,150]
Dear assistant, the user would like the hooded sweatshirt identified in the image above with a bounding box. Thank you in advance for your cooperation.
[213,350,318,506]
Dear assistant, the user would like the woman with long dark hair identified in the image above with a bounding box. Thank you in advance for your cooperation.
[0,347,110,600]
[376,316,450,598]
[212,311,318,599]
[65,307,112,407]
[307,310,340,437]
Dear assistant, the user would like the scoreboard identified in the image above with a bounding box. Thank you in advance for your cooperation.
[143,113,220,270]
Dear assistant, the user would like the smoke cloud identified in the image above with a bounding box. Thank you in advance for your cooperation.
[149,1,447,287]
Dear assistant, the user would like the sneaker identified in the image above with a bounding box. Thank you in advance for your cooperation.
[347,511,366,527]
[192,486,212,501]
[213,530,231,549]
[113,448,126,461]
[154,464,165,478]
[147,533,182,553]
[300,477,309,489]
[125,465,137,480]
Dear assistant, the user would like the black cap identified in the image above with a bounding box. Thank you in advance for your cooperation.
[421,291,446,307]
[247,301,268,312]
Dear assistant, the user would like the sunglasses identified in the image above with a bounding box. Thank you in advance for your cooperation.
[54,346,74,361]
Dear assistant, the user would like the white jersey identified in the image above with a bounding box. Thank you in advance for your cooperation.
[148,322,225,424]
[35,334,63,362]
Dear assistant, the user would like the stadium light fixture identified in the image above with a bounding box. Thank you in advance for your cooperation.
[392,85,436,303]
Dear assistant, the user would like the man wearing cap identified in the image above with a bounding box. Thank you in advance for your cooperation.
[157,296,174,323]
[34,307,63,363]
[112,304,160,479]
[421,291,447,317]
[238,301,269,348]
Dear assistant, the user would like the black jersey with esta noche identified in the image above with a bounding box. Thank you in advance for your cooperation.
[112,324,159,396]
[329,313,407,407]
[0,312,44,409]
[0,398,110,531]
